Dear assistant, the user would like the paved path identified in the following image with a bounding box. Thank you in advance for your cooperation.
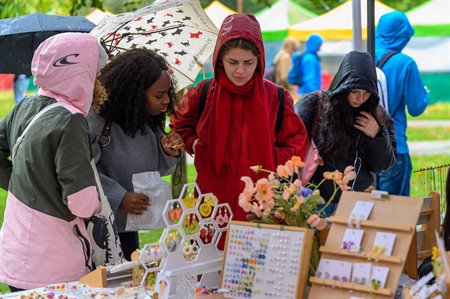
[409,140,450,156]
[408,120,450,127]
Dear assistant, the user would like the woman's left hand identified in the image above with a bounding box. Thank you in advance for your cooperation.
[161,131,184,157]
[353,111,380,139]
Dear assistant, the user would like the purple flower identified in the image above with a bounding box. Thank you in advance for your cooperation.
[298,188,313,198]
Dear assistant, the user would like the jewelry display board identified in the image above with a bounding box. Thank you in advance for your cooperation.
[219,221,313,299]
[309,191,423,299]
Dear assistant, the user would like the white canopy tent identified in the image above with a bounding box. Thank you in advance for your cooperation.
[204,1,236,30]
[288,0,394,41]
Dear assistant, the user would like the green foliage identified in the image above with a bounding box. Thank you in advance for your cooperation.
[408,102,450,121]
[0,0,103,18]
[407,126,450,142]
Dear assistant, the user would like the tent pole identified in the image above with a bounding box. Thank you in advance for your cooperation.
[237,0,243,13]
[367,0,375,59]
[352,0,363,51]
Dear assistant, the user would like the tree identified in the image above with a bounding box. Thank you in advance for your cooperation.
[0,0,103,18]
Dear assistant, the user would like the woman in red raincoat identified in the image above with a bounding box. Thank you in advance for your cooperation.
[170,13,308,223]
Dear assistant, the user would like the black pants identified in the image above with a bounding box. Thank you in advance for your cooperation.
[119,231,139,261]
[8,285,24,293]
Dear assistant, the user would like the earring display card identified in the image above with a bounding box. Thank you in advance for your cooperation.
[352,263,372,286]
[373,232,396,256]
[350,201,374,220]
[220,221,313,299]
[371,266,389,289]
[341,228,364,252]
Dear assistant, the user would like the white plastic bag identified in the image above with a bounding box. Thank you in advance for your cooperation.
[126,171,172,231]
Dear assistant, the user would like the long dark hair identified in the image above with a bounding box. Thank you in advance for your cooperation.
[98,48,177,136]
[318,90,391,161]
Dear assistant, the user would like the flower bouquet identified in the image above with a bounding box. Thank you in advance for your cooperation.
[238,156,356,276]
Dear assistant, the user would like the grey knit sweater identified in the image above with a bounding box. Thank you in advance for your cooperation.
[87,110,177,232]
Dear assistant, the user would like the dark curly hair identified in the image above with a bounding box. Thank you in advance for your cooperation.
[318,90,391,161]
[98,48,178,136]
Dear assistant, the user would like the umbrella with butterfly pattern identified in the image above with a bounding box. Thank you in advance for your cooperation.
[91,0,218,92]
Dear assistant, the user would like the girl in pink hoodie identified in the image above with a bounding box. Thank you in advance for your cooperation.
[0,32,104,290]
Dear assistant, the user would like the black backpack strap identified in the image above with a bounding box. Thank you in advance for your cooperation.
[198,78,212,116]
[377,51,398,68]
[275,85,284,135]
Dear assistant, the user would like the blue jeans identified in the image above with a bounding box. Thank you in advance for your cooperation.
[13,74,29,103]
[376,153,412,196]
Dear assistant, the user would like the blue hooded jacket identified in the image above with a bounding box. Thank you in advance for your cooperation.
[293,33,323,94]
[375,11,429,154]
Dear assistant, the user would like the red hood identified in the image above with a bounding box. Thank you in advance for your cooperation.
[212,13,265,78]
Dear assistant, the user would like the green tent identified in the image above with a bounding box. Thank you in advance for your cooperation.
[406,0,450,37]
[255,0,317,41]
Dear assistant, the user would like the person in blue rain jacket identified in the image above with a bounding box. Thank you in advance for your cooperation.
[375,11,429,196]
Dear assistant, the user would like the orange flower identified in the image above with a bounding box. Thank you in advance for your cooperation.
[323,170,343,182]
[291,156,305,168]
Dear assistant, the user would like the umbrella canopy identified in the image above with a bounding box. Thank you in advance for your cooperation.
[288,0,394,41]
[255,0,317,41]
[0,13,95,74]
[406,0,450,37]
[91,0,218,92]
[204,0,236,30]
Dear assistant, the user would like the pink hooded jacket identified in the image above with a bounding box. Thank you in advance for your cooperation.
[0,33,102,289]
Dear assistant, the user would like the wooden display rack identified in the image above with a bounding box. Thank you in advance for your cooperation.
[308,191,423,299]
[219,221,313,299]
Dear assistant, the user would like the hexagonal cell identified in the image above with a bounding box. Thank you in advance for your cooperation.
[182,238,201,262]
[177,183,202,204]
[140,270,158,290]
[198,221,217,246]
[162,199,184,227]
[212,203,233,231]
[179,189,199,211]
[161,227,183,253]
[180,211,201,236]
[197,193,219,220]
[140,242,166,272]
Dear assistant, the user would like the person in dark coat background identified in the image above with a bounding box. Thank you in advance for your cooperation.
[295,51,397,215]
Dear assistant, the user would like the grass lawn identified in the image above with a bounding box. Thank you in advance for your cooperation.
[0,90,448,293]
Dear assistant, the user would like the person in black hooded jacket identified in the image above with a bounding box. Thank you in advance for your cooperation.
[295,51,397,215]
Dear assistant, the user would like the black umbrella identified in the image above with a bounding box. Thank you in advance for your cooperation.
[0,13,95,75]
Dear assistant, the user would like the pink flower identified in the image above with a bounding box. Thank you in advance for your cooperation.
[250,165,262,173]
[238,193,253,212]
[282,183,297,200]
[241,176,255,194]
[276,165,289,178]
[274,209,284,220]
[255,178,274,203]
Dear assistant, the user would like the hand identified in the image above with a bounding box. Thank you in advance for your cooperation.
[353,111,380,139]
[161,131,184,157]
[119,192,151,215]
[192,138,199,154]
